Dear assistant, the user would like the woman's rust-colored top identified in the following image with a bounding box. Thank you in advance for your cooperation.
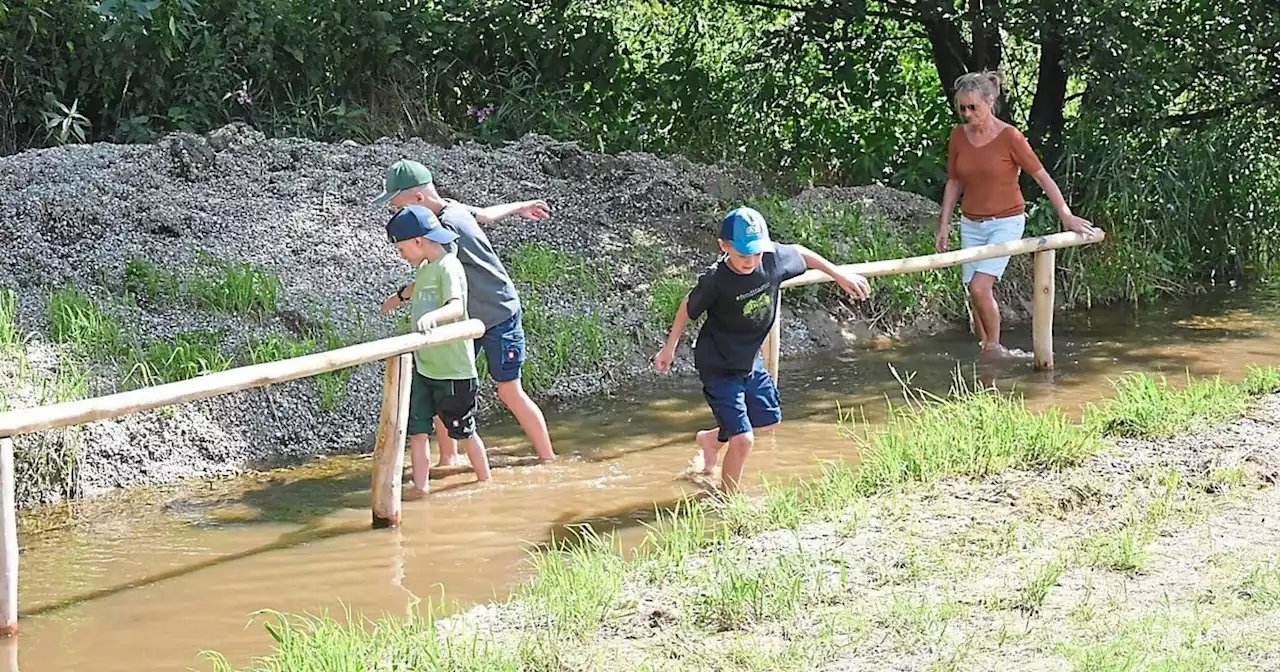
[946,124,1044,219]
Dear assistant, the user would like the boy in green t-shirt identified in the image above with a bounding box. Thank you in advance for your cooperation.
[386,205,492,500]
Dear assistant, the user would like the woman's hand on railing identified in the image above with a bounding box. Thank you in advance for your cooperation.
[1062,213,1102,238]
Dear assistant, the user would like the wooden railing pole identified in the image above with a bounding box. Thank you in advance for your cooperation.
[763,302,782,384]
[0,437,17,636]
[1033,250,1056,371]
[0,319,485,438]
[371,354,412,529]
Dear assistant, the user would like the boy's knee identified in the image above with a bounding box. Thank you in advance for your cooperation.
[496,379,527,403]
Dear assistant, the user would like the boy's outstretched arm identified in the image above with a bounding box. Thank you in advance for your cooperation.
[654,296,692,373]
[469,200,551,225]
[796,245,872,301]
[416,297,465,333]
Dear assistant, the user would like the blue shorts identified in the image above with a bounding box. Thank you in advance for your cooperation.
[960,213,1026,284]
[700,359,782,443]
[474,310,526,383]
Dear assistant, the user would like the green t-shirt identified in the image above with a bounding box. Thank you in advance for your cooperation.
[410,254,479,381]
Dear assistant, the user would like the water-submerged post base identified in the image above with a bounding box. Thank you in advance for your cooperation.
[371,354,411,529]
[1033,249,1056,371]
[0,437,16,637]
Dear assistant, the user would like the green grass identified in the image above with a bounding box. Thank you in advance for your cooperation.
[1238,560,1280,607]
[1084,372,1255,439]
[0,287,18,353]
[519,298,619,395]
[189,259,283,315]
[244,327,357,412]
[47,285,125,358]
[124,331,233,387]
[1009,557,1067,614]
[648,277,691,325]
[200,605,523,672]
[508,243,604,293]
[122,257,179,303]
[837,366,1102,497]
[692,550,809,630]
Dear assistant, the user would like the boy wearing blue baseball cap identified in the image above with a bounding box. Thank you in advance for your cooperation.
[386,205,493,499]
[654,206,871,493]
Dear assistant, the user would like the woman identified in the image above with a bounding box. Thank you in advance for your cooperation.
[935,70,1100,357]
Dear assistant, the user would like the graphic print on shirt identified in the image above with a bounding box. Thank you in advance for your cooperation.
[741,291,773,322]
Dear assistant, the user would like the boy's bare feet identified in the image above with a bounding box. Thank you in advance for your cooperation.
[695,430,720,475]
[434,455,459,468]
[403,485,428,501]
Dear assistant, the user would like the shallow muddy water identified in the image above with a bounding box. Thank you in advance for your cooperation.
[10,284,1280,671]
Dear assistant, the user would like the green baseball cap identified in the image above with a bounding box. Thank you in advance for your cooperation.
[371,159,433,206]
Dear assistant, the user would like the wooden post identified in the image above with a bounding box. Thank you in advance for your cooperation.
[0,438,16,636]
[371,354,411,529]
[763,302,781,384]
[1032,250,1056,371]
[0,634,15,670]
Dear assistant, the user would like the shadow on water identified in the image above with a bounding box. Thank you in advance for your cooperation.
[534,494,705,557]
[18,520,366,620]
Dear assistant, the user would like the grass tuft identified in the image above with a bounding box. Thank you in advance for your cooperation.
[122,257,179,303]
[47,285,125,357]
[838,366,1101,497]
[693,551,808,631]
[200,604,521,672]
[0,288,18,352]
[124,331,233,387]
[1010,557,1066,614]
[189,259,282,315]
[1238,560,1280,606]
[521,525,626,639]
[509,244,603,293]
[648,277,692,325]
[1085,372,1252,439]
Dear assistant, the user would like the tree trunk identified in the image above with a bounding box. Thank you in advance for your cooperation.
[969,0,1003,72]
[920,9,971,102]
[1027,21,1069,168]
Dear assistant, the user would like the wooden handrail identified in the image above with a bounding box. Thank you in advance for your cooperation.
[781,230,1105,288]
[0,319,486,438]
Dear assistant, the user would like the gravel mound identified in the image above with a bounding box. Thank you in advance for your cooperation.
[0,125,941,507]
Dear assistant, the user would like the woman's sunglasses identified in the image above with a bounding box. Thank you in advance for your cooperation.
[957,103,980,112]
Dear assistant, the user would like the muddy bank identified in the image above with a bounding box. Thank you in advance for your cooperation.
[436,392,1280,670]
[0,124,1005,508]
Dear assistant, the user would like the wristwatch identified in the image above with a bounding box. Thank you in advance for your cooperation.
[396,285,410,301]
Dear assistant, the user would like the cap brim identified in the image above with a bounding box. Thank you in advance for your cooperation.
[425,229,459,244]
[370,189,393,206]
[733,238,773,255]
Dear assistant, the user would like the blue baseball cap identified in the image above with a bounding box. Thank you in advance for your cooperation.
[386,205,458,245]
[719,207,775,255]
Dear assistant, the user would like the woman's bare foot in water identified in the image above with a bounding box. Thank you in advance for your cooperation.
[694,430,721,475]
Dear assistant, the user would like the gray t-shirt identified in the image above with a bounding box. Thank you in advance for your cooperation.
[438,201,521,329]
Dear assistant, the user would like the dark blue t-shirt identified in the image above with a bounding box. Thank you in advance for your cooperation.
[686,244,808,374]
